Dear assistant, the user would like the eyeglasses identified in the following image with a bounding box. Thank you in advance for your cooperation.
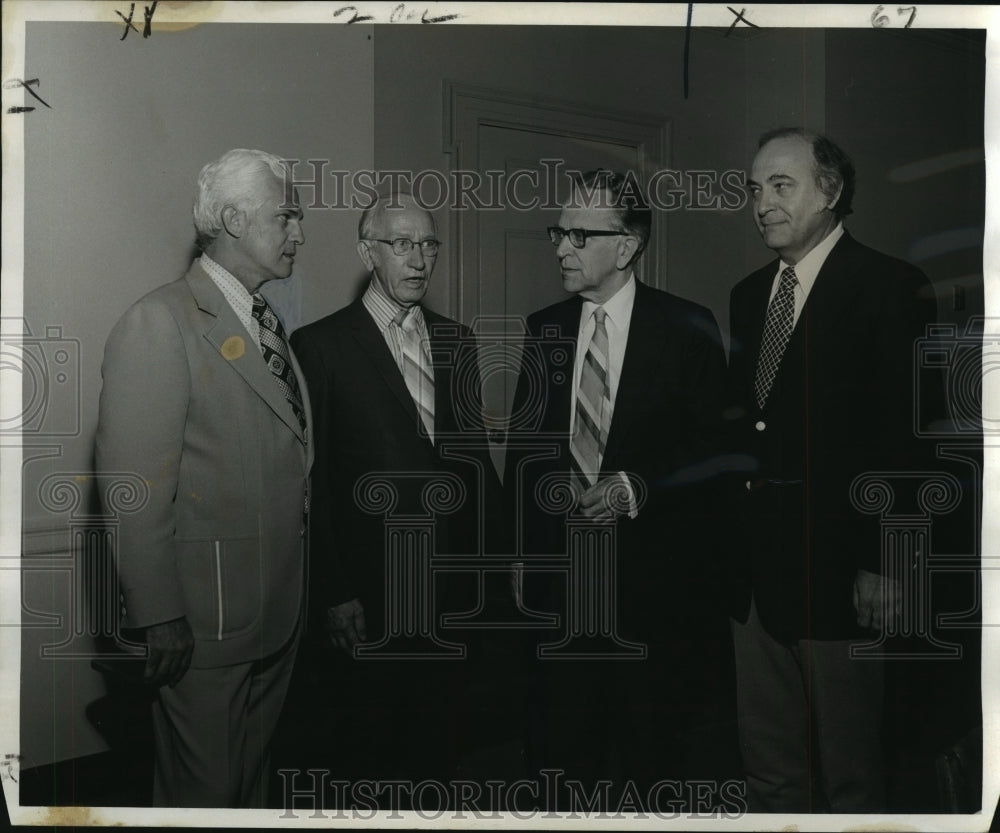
[546,227,628,249]
[364,238,441,257]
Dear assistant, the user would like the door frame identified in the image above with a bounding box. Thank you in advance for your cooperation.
[442,81,671,323]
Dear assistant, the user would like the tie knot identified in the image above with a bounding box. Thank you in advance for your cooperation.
[251,293,268,319]
[593,306,607,326]
[393,306,419,334]
[779,266,798,291]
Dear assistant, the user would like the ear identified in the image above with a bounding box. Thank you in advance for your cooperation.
[356,239,375,271]
[616,235,640,271]
[823,179,843,213]
[220,204,246,238]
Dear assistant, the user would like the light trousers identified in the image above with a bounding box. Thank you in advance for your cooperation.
[151,636,298,808]
[731,598,885,813]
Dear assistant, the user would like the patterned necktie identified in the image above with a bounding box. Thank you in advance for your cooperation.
[393,307,435,442]
[251,293,306,431]
[570,306,611,496]
[753,266,798,409]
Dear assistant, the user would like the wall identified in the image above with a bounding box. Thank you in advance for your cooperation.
[825,28,986,327]
[20,21,374,770]
[370,25,827,337]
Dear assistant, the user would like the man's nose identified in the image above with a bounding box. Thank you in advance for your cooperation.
[556,235,574,258]
[288,219,305,245]
[407,245,427,269]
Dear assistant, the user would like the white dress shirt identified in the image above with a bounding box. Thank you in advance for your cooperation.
[199,253,263,352]
[570,274,638,517]
[767,223,844,325]
[361,278,433,382]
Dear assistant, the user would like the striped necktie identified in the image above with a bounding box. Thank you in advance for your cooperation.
[393,307,435,443]
[570,306,611,496]
[251,293,306,431]
[753,266,798,409]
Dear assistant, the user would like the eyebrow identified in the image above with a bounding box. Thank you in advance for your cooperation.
[746,173,796,188]
[276,206,304,219]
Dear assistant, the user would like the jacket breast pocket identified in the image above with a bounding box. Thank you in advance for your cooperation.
[175,532,263,640]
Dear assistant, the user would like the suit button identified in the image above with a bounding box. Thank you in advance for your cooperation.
[755,420,766,432]
[745,480,752,491]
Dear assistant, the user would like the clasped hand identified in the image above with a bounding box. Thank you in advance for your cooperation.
[327,597,367,654]
[144,616,194,687]
[576,475,632,521]
[853,568,902,632]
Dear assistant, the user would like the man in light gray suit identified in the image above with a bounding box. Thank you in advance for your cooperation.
[95,148,311,807]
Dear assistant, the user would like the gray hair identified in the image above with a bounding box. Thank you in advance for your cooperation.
[357,191,433,241]
[193,148,289,249]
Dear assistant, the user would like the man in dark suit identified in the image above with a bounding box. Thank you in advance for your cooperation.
[290,192,500,794]
[724,128,939,812]
[508,170,730,807]
[95,148,311,807]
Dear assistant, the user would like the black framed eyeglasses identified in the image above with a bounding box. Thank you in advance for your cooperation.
[547,227,627,249]
[364,238,441,256]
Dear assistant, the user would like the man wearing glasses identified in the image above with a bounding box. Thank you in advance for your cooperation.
[508,169,731,808]
[289,191,499,798]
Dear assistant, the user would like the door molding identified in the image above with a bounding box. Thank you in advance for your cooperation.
[442,81,671,322]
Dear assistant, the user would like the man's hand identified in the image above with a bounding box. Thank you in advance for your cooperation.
[853,568,901,631]
[577,475,633,520]
[327,598,367,654]
[144,617,194,687]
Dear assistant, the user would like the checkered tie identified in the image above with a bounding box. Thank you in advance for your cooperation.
[251,293,306,431]
[753,266,798,409]
[570,306,611,495]
[393,307,435,442]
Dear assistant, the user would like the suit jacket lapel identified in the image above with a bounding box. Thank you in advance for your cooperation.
[425,311,458,438]
[767,234,864,398]
[347,299,431,447]
[187,263,305,442]
[791,233,864,340]
[545,297,582,437]
[602,282,664,473]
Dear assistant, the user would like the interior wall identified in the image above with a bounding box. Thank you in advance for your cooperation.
[370,26,827,338]
[825,29,986,328]
[20,21,374,770]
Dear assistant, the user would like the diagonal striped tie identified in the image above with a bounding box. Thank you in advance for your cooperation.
[251,293,306,431]
[393,307,435,443]
[570,306,611,497]
[753,266,798,409]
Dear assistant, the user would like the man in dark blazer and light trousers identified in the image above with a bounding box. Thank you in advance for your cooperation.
[95,149,311,807]
[725,128,939,812]
[509,170,731,804]
[290,192,501,789]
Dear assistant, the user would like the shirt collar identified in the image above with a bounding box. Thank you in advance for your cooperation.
[581,273,636,328]
[362,278,425,332]
[200,253,253,301]
[779,223,844,294]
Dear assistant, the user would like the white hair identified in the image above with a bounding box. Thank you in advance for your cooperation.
[358,191,433,241]
[193,148,289,249]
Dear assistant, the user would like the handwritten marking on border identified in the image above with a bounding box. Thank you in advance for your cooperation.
[726,6,759,36]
